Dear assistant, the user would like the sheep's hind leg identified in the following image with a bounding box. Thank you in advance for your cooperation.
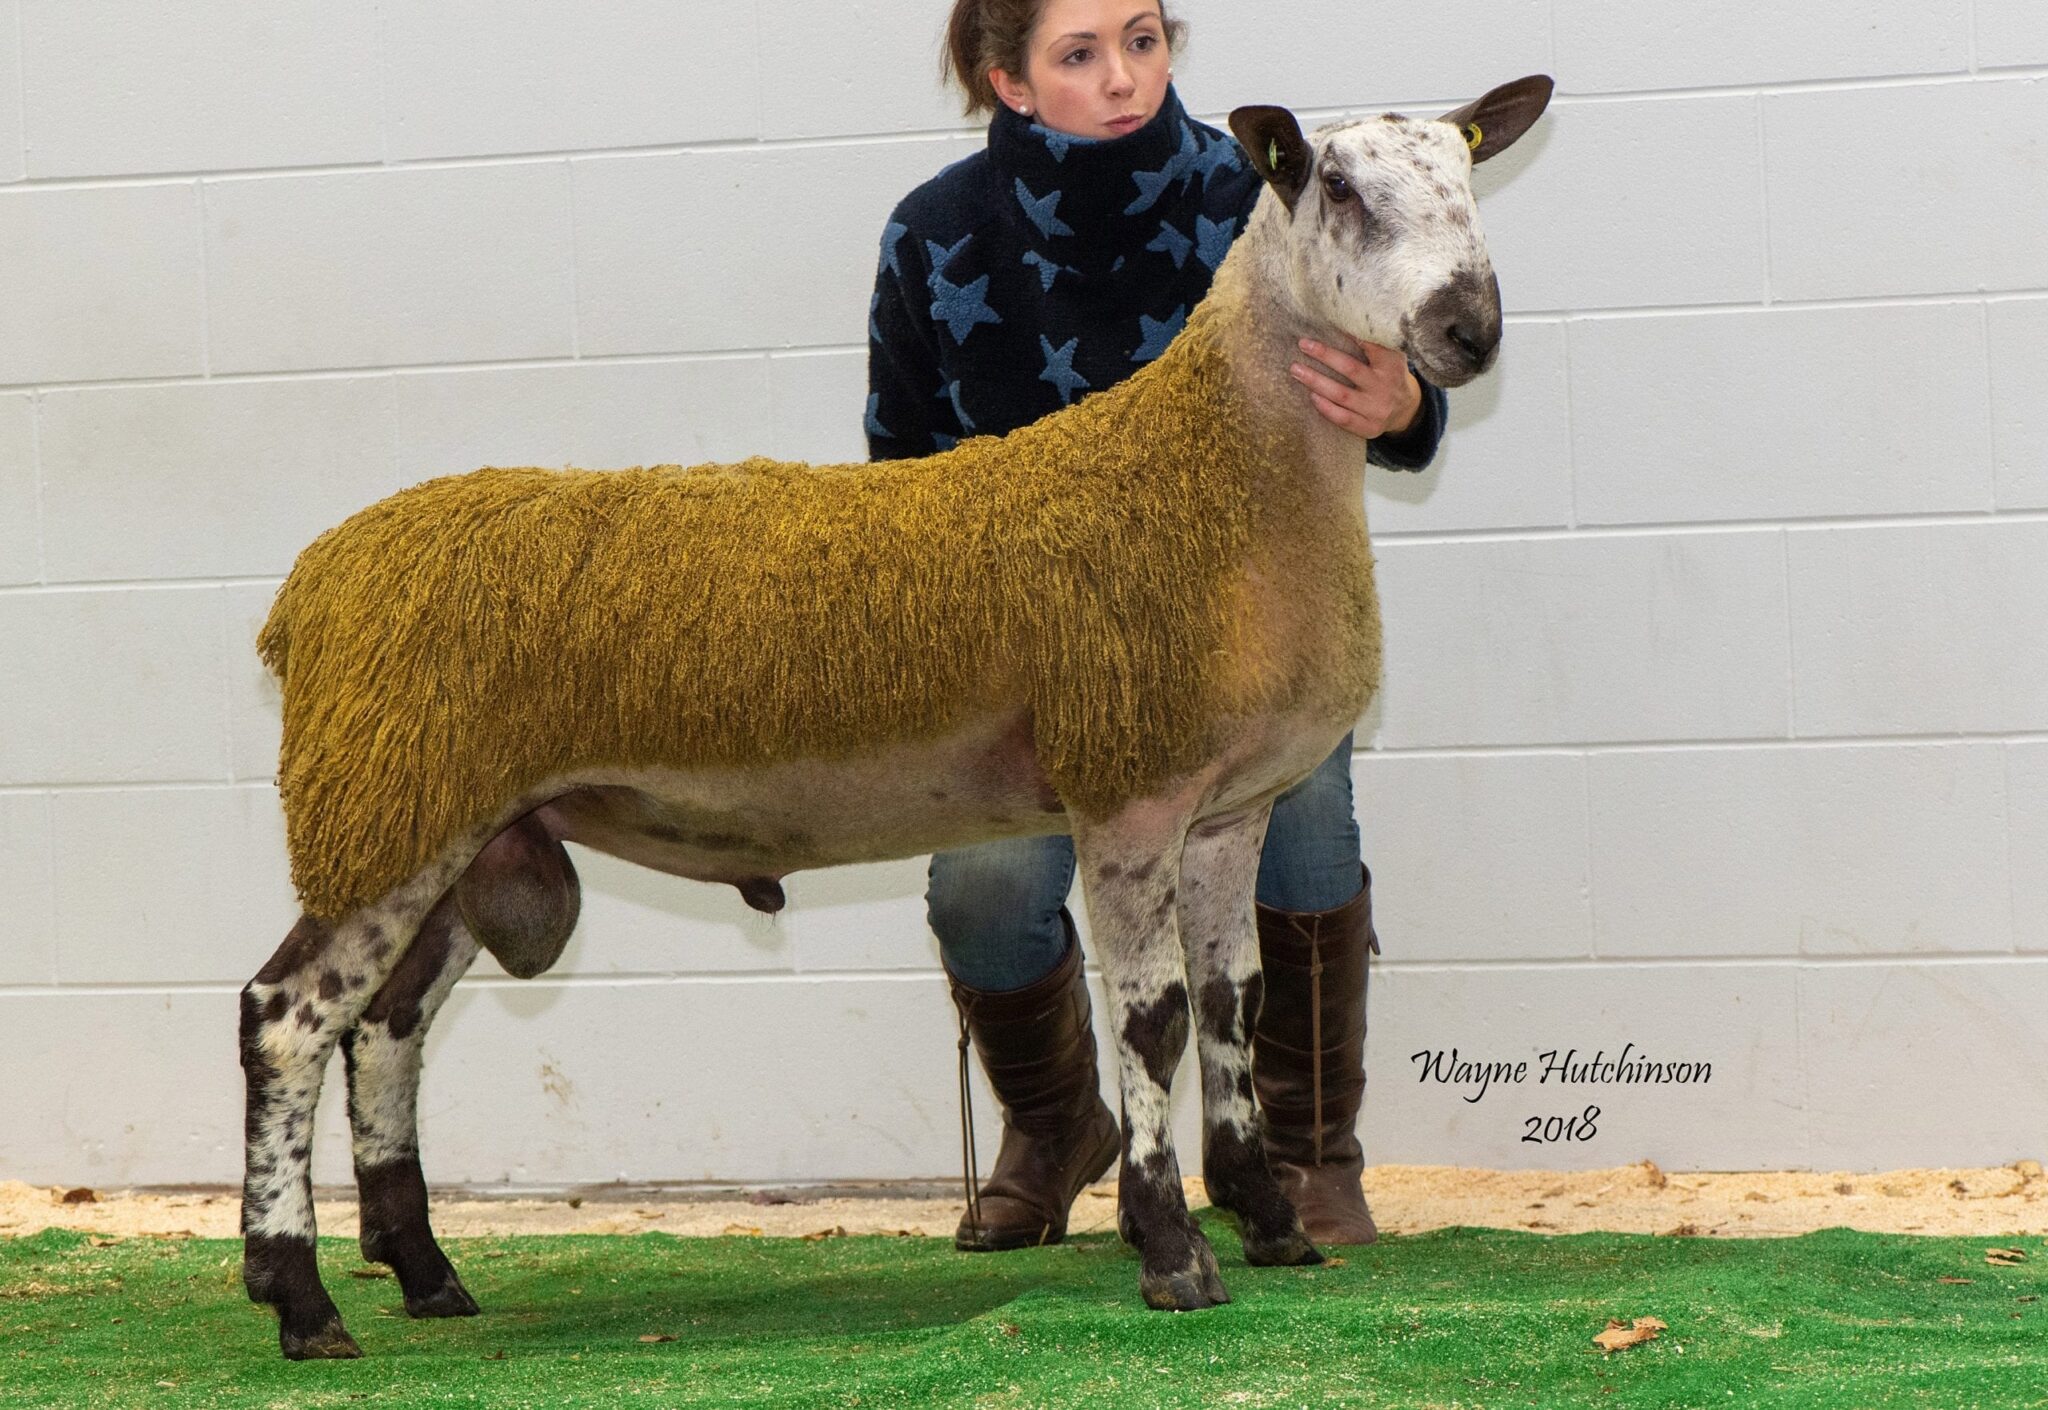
[342,897,482,1318]
[1073,800,1229,1312]
[239,881,443,1360]
[1181,805,1322,1268]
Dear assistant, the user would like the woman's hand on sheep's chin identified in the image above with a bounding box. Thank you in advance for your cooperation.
[1290,336,1424,443]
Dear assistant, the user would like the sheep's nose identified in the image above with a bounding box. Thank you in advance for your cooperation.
[1448,321,1494,367]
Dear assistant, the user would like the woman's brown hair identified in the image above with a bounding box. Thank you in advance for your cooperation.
[941,0,1185,118]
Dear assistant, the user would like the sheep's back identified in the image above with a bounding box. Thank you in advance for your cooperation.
[262,314,1270,920]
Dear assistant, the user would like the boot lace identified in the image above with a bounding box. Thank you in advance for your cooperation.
[956,1000,984,1238]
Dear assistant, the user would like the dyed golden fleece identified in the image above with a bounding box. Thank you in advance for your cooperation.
[262,288,1383,920]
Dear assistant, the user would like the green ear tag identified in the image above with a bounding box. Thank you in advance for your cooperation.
[1268,138,1281,171]
[1465,122,1483,151]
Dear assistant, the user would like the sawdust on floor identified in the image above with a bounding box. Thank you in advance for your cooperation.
[7,1161,2047,1243]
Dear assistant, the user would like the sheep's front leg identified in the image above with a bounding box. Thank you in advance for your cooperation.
[1180,804,1322,1268]
[241,897,426,1359]
[342,900,482,1318]
[1073,800,1229,1311]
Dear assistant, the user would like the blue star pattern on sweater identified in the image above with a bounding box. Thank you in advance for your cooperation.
[940,380,976,433]
[1132,306,1186,361]
[930,270,1002,344]
[868,289,883,342]
[924,233,1001,344]
[1039,335,1090,405]
[864,392,891,441]
[866,90,1328,464]
[1021,250,1073,292]
[1194,214,1236,271]
[1147,220,1193,269]
[880,220,909,277]
[1192,131,1242,186]
[925,233,973,277]
[1124,124,1200,215]
[1014,178,1076,239]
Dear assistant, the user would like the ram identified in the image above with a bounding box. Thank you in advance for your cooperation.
[237,77,1552,1359]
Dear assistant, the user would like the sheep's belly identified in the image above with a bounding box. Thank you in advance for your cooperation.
[521,701,1354,891]
[533,709,1068,884]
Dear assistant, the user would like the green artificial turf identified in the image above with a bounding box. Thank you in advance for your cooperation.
[4,1218,2047,1409]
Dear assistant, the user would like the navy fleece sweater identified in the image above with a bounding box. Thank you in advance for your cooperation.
[865,84,1447,468]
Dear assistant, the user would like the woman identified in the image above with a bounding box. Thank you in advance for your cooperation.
[866,0,1448,1251]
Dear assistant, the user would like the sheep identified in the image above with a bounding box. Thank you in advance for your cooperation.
[237,75,1553,1360]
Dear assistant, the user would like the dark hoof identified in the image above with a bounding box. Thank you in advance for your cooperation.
[1140,1265,1232,1310]
[1242,1226,1324,1268]
[1142,1230,1230,1309]
[1192,1233,1232,1303]
[280,1317,363,1360]
[405,1278,482,1319]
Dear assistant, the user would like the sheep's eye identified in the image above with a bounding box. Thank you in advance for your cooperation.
[1323,173,1354,202]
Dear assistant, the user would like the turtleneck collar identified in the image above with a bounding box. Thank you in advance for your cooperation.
[986,84,1210,265]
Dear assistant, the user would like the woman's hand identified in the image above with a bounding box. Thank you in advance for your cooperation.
[1290,336,1423,442]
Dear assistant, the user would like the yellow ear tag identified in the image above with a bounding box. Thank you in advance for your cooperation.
[1464,122,1483,151]
[1268,138,1281,170]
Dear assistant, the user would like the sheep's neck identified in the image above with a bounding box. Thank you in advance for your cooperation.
[1192,245,1374,520]
[1096,243,1382,732]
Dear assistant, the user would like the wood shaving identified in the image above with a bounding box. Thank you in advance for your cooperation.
[1594,1316,1667,1353]
[10,1164,2048,1242]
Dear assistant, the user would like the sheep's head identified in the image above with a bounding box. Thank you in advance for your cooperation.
[1229,76,1551,390]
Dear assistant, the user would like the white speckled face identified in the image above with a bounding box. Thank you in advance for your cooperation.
[1287,114,1502,388]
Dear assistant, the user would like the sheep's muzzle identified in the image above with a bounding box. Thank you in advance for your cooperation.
[1408,267,1503,387]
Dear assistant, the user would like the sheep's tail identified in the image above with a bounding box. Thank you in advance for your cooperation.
[256,609,286,678]
[254,516,348,681]
[256,588,293,680]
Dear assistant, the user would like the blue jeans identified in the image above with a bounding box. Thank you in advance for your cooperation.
[928,734,1363,991]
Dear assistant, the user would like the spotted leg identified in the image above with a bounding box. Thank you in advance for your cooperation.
[240,871,451,1360]
[1181,804,1323,1268]
[342,897,482,1318]
[1073,794,1229,1311]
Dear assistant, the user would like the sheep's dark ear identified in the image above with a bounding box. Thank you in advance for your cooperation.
[1438,75,1553,163]
[1229,105,1312,211]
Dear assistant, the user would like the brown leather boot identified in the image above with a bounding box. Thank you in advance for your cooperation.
[1252,866,1380,1245]
[948,919,1121,1252]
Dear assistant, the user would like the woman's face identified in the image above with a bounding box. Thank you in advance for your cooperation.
[992,0,1172,141]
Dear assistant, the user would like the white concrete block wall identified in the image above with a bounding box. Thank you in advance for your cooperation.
[1477,94,1770,313]
[3,0,2045,1189]
[383,3,763,159]
[1372,532,1794,747]
[1789,523,2048,735]
[2010,745,2048,949]
[1980,0,2048,68]
[1765,79,2048,299]
[0,183,207,385]
[0,7,24,186]
[572,136,979,356]
[20,3,382,178]
[1992,298,2048,507]
[1553,1,1972,90]
[1570,305,1994,525]
[0,394,36,584]
[205,164,579,373]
